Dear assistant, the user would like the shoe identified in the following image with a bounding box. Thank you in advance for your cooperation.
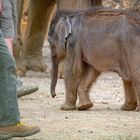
[0,123,40,140]
[16,76,23,89]
[16,76,39,98]
[17,85,39,98]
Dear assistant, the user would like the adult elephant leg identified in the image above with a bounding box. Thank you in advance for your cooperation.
[19,0,56,75]
[121,81,137,111]
[77,64,100,110]
[14,0,25,76]
[16,0,24,36]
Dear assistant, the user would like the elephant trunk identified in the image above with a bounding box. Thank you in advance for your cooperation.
[50,57,58,98]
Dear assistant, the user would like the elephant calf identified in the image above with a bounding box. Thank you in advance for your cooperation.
[49,8,140,111]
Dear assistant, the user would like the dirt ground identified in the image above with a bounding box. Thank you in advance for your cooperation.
[13,42,140,140]
[16,1,140,139]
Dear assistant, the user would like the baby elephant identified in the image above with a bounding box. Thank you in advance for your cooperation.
[49,8,140,111]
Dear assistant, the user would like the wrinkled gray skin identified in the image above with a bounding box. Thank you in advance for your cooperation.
[15,0,56,76]
[49,0,102,98]
[15,0,101,76]
[15,0,140,77]
[49,8,140,111]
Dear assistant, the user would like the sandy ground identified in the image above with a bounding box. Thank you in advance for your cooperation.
[13,44,140,140]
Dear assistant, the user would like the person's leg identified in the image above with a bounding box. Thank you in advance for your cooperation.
[0,35,40,139]
[4,38,13,55]
[0,0,39,98]
[0,35,20,127]
[0,0,15,56]
[4,0,17,56]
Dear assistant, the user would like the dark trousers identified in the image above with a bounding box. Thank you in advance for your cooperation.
[0,35,20,127]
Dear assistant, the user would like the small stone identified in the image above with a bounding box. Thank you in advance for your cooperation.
[65,116,68,119]
[107,107,110,110]
[90,131,93,134]
[78,130,81,133]
[101,102,108,104]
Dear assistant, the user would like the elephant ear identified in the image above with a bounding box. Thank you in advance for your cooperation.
[55,16,72,41]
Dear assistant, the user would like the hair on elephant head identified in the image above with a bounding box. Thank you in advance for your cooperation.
[49,15,72,98]
[49,15,72,61]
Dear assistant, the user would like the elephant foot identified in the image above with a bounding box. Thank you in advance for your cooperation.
[77,102,93,110]
[16,56,47,76]
[16,67,27,77]
[120,103,137,111]
[25,56,47,72]
[135,106,140,112]
[61,102,76,110]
